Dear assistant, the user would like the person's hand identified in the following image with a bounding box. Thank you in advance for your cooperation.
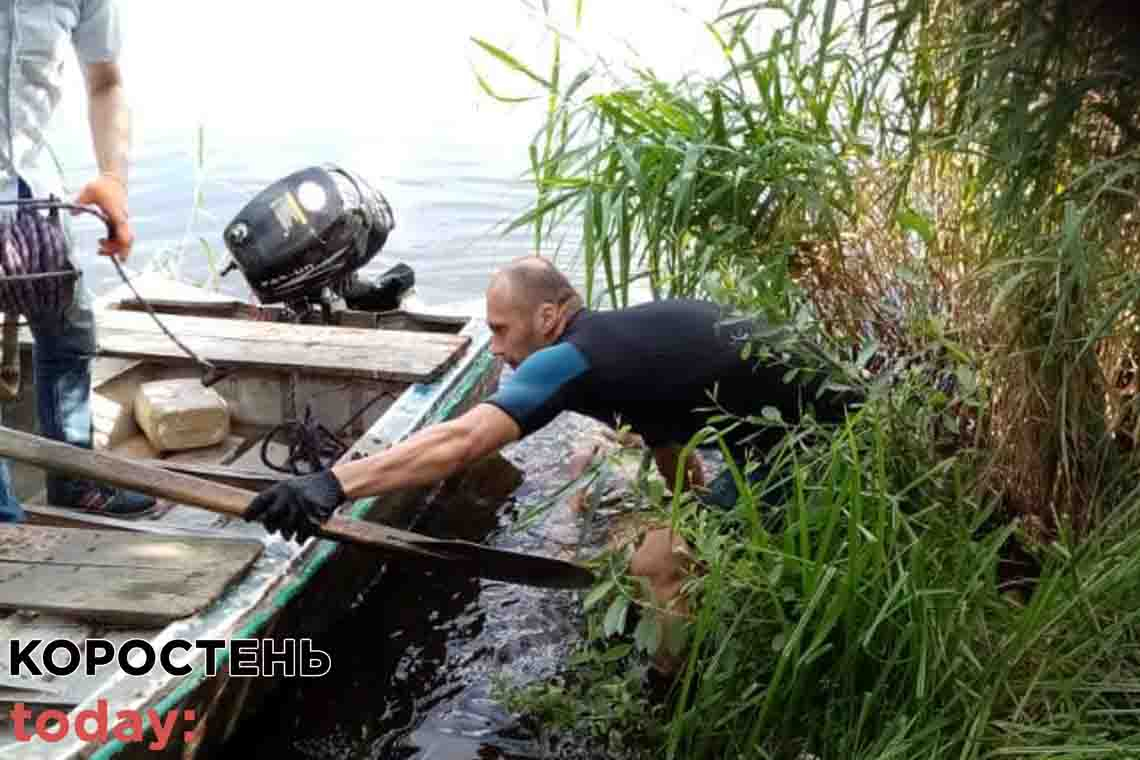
[74,173,134,260]
[566,439,599,514]
[243,470,346,543]
[685,451,706,490]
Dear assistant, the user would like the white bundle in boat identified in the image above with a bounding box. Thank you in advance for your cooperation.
[134,378,230,452]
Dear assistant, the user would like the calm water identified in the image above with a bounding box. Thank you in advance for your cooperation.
[47,0,724,305]
[222,411,619,760]
[43,2,722,757]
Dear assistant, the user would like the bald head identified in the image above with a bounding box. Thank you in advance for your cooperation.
[488,256,582,314]
[485,256,583,368]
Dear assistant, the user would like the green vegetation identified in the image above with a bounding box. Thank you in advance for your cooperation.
[479,1,1140,757]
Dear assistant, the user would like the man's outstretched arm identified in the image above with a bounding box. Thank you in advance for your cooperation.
[244,342,585,542]
[334,403,521,498]
[244,403,521,542]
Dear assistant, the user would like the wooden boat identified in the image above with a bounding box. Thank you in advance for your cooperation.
[0,273,502,758]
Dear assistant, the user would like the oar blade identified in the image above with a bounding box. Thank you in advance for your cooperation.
[322,515,594,589]
[0,425,597,591]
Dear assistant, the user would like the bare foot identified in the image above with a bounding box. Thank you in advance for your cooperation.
[630,527,693,675]
[567,440,600,513]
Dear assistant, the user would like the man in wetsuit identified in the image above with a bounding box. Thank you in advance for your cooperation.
[245,256,855,655]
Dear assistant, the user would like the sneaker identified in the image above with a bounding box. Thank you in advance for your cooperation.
[71,486,158,519]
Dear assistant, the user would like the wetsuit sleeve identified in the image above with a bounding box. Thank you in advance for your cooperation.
[484,343,590,438]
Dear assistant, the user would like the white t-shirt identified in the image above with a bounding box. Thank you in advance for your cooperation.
[0,0,121,201]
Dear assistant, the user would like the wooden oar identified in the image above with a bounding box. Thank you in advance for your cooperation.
[0,426,595,590]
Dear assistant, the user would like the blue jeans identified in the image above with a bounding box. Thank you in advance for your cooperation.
[0,282,95,523]
[701,463,770,510]
[699,448,790,511]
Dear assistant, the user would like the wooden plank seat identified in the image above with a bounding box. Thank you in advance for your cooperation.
[0,525,262,626]
[18,307,471,384]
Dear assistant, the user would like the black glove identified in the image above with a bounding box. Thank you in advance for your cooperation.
[243,470,346,543]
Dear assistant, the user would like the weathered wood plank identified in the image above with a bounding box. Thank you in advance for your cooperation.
[94,271,240,308]
[0,615,97,712]
[0,525,258,569]
[0,614,166,716]
[91,310,467,350]
[0,566,226,625]
[91,357,144,389]
[0,426,596,589]
[0,526,262,625]
[86,310,470,383]
[110,298,272,321]
[21,504,238,539]
[22,504,148,533]
[161,435,247,466]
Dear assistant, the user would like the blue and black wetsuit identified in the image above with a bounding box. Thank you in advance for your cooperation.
[485,300,854,508]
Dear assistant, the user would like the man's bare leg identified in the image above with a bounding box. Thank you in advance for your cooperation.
[630,526,692,675]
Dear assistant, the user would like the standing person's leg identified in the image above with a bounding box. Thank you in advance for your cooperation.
[0,194,31,522]
[33,281,96,505]
[33,270,154,516]
[0,415,24,522]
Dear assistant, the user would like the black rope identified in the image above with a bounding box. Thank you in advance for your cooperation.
[106,253,220,382]
[260,406,348,475]
[335,389,398,437]
[259,387,398,474]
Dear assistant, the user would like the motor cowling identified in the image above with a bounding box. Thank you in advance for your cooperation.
[222,165,395,306]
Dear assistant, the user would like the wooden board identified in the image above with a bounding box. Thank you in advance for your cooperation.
[0,616,97,713]
[93,271,240,308]
[91,357,144,388]
[161,434,248,466]
[67,309,471,383]
[0,613,164,716]
[140,459,283,488]
[21,504,237,538]
[0,525,263,625]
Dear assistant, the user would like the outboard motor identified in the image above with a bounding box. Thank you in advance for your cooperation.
[222,165,399,320]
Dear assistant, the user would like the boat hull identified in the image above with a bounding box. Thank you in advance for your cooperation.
[1,318,500,760]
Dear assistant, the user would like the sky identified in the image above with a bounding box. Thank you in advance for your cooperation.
[42,1,743,302]
[52,1,732,147]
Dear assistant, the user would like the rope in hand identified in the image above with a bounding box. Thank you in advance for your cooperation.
[0,198,221,385]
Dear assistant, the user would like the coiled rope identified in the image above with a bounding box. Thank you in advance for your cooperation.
[0,198,219,382]
[259,385,397,474]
